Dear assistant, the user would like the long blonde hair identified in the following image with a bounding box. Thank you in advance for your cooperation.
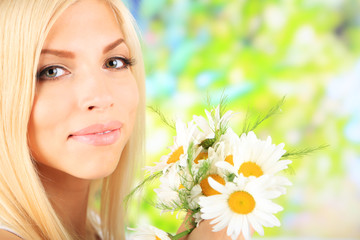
[0,0,145,239]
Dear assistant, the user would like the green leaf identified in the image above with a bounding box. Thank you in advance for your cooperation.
[124,171,162,206]
[282,144,328,159]
[148,105,176,130]
[242,96,286,134]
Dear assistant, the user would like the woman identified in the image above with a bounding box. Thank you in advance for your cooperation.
[0,0,145,239]
[0,0,249,239]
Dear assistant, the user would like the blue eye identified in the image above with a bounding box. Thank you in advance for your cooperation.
[37,66,67,81]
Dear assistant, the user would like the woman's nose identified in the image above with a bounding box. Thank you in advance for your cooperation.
[77,72,115,112]
[86,94,114,111]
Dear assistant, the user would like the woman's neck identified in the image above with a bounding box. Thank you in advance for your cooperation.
[36,163,91,239]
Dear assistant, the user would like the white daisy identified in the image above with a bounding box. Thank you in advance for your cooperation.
[188,184,202,210]
[146,119,199,173]
[186,184,204,225]
[266,175,292,195]
[196,146,229,197]
[128,225,171,240]
[199,175,284,240]
[192,130,240,198]
[212,128,242,167]
[192,146,208,164]
[193,105,234,140]
[216,131,291,179]
[187,131,238,199]
[154,165,183,211]
[192,211,203,226]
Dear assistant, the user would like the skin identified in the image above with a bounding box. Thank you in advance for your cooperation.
[178,213,253,240]
[0,232,21,240]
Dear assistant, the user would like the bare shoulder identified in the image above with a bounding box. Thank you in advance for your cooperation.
[0,229,22,240]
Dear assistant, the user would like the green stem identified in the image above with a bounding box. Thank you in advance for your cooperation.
[171,227,195,240]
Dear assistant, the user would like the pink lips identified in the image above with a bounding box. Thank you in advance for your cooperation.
[69,121,123,146]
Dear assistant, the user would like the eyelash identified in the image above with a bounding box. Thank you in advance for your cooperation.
[36,56,136,81]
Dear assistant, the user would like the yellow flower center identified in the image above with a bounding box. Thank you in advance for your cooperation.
[155,236,161,240]
[166,146,184,164]
[178,184,185,190]
[238,161,263,177]
[194,152,208,164]
[228,191,255,214]
[200,174,225,196]
[225,155,234,165]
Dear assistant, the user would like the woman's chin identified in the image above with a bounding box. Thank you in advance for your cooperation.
[66,144,125,180]
[72,159,120,180]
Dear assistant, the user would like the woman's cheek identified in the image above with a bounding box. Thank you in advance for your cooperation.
[116,76,139,134]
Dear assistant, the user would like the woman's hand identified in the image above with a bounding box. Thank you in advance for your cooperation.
[176,213,254,240]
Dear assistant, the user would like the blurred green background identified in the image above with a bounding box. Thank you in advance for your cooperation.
[124,0,360,239]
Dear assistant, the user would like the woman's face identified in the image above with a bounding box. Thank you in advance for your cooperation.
[28,0,139,180]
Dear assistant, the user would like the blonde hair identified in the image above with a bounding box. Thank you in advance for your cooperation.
[0,0,145,239]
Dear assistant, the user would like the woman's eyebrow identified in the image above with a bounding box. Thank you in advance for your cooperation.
[40,49,75,59]
[40,38,125,58]
[103,38,124,54]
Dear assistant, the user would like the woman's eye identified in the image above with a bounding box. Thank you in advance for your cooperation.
[105,58,124,69]
[37,66,67,81]
[104,57,135,70]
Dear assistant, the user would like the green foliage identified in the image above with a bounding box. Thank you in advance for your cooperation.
[199,138,216,150]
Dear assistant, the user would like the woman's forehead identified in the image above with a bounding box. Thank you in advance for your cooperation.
[43,0,124,51]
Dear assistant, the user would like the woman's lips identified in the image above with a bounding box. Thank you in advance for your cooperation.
[69,121,123,146]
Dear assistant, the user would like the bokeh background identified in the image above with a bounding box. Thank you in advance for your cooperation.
[123,0,360,239]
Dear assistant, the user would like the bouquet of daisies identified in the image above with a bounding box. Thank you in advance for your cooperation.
[127,100,315,240]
